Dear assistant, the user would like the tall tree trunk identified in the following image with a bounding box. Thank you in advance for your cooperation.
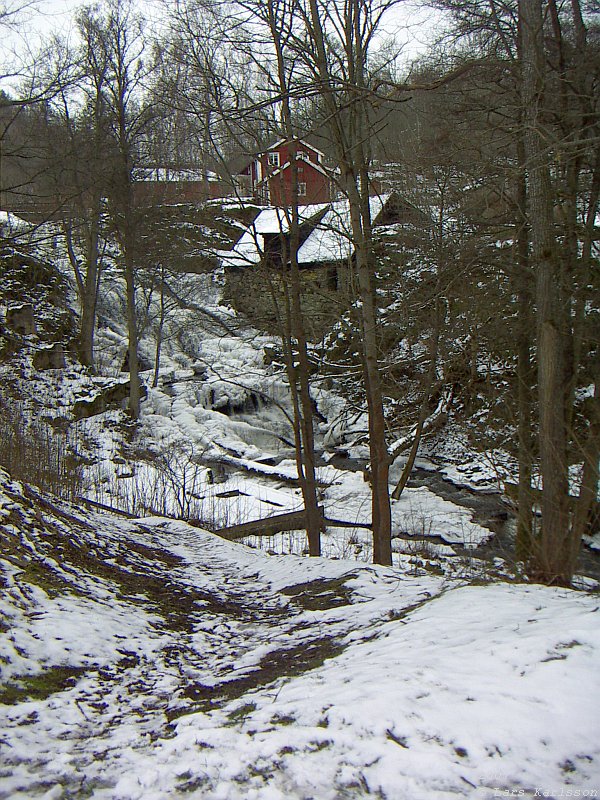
[124,247,140,419]
[572,375,599,552]
[392,296,442,502]
[348,182,392,565]
[152,265,166,389]
[289,249,324,556]
[514,126,535,563]
[265,0,323,555]
[520,0,571,584]
[78,198,102,368]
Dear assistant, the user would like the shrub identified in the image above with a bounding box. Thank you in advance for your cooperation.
[0,396,83,500]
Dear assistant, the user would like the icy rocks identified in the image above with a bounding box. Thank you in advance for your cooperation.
[72,380,147,419]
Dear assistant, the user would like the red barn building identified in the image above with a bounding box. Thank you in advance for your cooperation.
[246,139,334,206]
[133,167,231,206]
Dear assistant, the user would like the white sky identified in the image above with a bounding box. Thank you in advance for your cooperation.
[3,0,81,55]
[1,0,439,93]
[0,0,163,92]
[2,1,164,52]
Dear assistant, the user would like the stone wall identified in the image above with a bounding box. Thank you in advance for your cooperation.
[224,265,349,341]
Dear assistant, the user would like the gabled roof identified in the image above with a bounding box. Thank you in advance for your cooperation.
[220,204,328,268]
[265,137,326,159]
[221,194,406,269]
[255,158,332,187]
[296,195,390,265]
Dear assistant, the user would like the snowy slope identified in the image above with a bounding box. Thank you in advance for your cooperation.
[1,469,599,800]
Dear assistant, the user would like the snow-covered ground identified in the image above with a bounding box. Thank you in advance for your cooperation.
[3,236,595,571]
[1,470,599,800]
[3,216,598,574]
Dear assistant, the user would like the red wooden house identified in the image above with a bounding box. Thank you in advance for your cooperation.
[245,139,334,206]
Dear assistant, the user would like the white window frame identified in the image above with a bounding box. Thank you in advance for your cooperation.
[268,152,280,167]
[298,182,307,197]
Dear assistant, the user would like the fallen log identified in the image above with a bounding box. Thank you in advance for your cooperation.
[206,508,459,549]
[326,517,455,548]
[195,508,316,540]
[75,495,138,519]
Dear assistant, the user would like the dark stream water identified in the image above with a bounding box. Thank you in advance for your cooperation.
[323,453,600,583]
[409,467,600,582]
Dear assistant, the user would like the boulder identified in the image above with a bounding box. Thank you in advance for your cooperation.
[72,380,148,420]
[6,304,36,336]
[32,343,66,370]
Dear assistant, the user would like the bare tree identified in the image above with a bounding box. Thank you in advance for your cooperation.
[260,0,324,555]
[79,0,154,417]
[296,0,397,564]
[519,0,599,584]
[432,0,599,583]
[168,0,325,554]
[44,13,114,369]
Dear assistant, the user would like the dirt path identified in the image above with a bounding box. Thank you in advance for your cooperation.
[2,483,434,798]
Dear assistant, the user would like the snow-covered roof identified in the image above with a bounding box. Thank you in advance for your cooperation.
[134,168,219,183]
[297,195,389,265]
[221,194,393,269]
[220,204,328,268]
[265,137,326,159]
[0,210,30,232]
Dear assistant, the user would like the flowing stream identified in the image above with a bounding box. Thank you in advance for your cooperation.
[319,452,600,581]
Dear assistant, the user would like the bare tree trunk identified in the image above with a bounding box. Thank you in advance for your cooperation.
[520,0,571,584]
[108,3,144,420]
[263,0,323,555]
[124,245,140,419]
[285,231,324,554]
[348,181,392,564]
[303,0,392,564]
[152,264,166,389]
[392,297,442,502]
[514,127,535,563]
[572,374,599,551]
[78,199,102,368]
[289,223,324,556]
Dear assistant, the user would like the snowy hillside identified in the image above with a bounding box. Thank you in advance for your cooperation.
[2,0,599,788]
[1,470,599,800]
[2,208,598,580]
[1,205,599,799]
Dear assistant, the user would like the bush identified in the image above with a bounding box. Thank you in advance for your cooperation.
[0,397,83,500]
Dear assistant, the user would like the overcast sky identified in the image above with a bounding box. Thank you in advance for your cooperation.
[1,0,438,93]
[3,0,162,49]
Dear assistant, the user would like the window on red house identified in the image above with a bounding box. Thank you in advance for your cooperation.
[298,182,307,196]
[268,152,280,167]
